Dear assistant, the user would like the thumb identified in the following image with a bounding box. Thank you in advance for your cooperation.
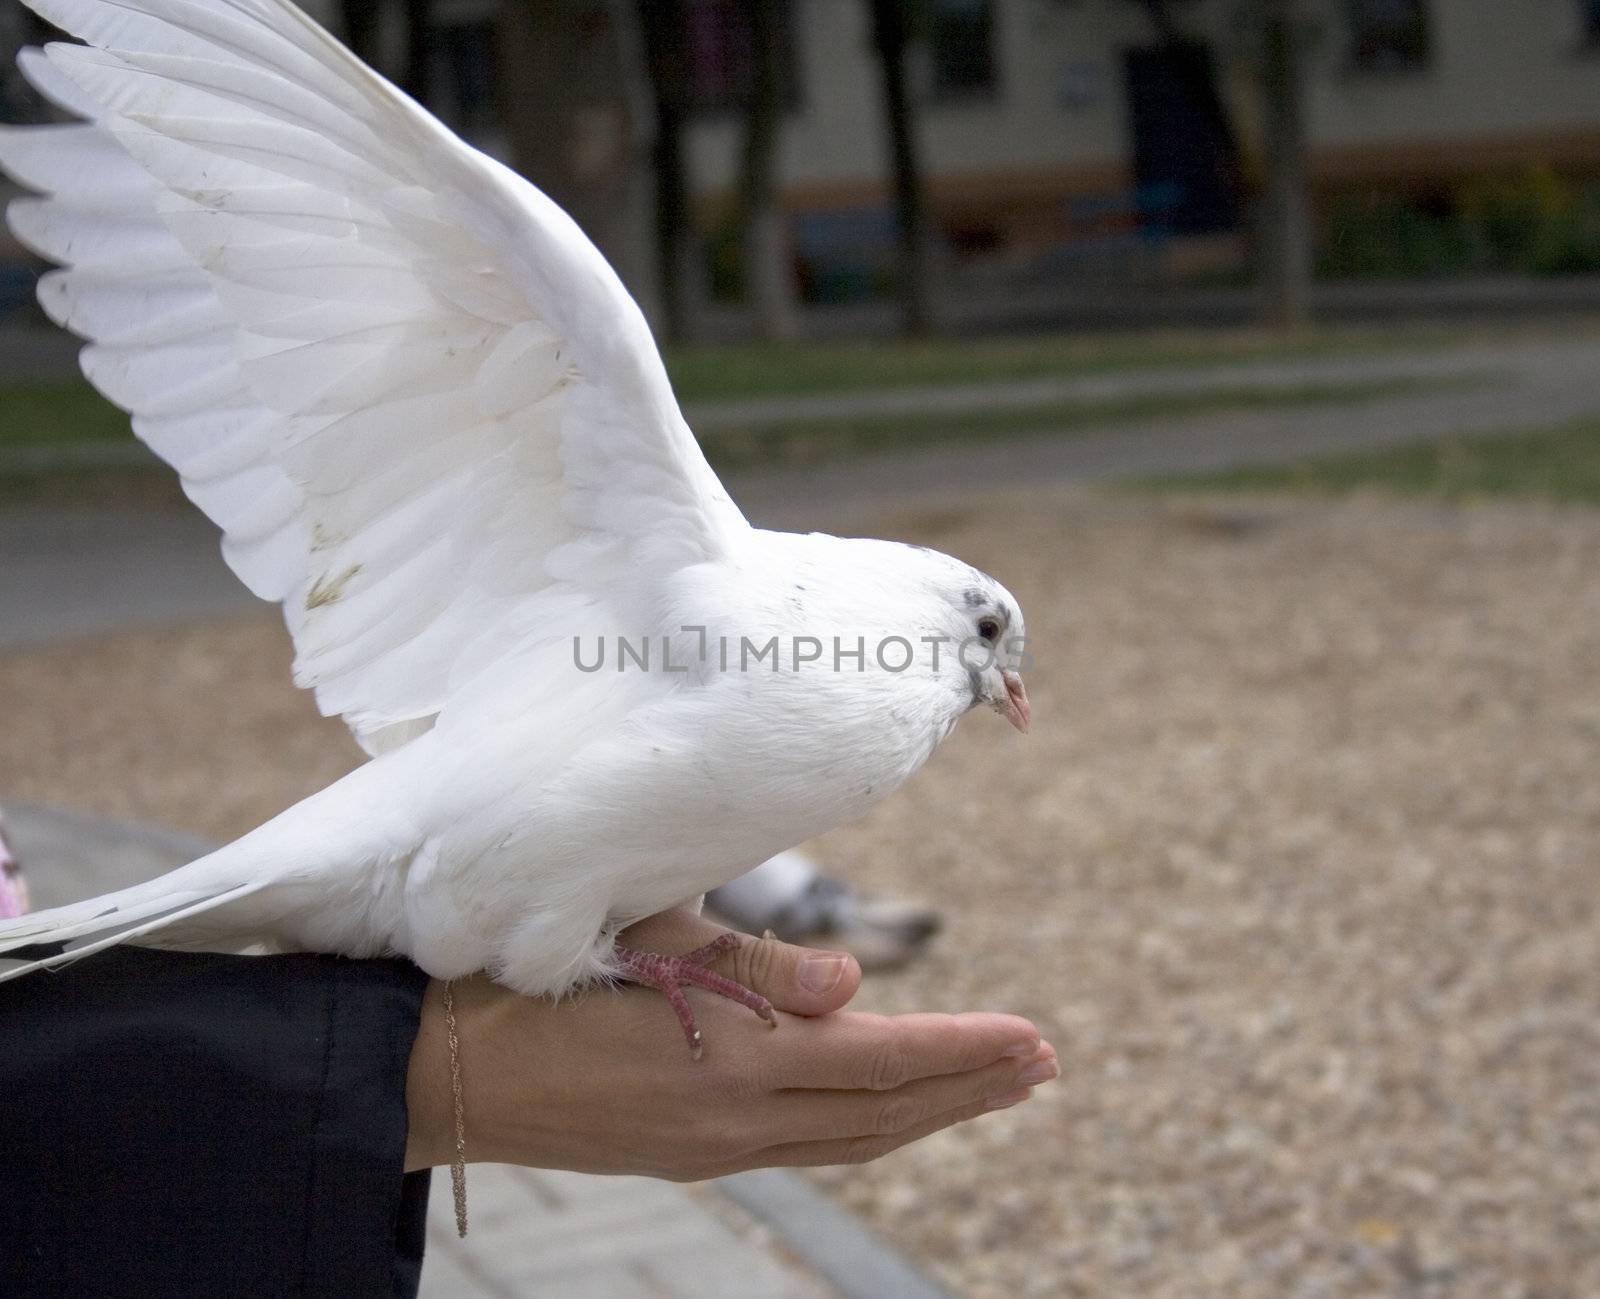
[713,932,862,1017]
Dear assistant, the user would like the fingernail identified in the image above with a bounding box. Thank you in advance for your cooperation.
[798,954,847,994]
[1018,1058,1059,1086]
[985,1087,1031,1110]
[1002,1039,1041,1058]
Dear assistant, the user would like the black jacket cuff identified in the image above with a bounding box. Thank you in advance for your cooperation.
[0,946,432,1298]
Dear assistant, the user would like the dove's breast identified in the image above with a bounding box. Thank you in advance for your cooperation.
[385,591,968,993]
[492,657,955,928]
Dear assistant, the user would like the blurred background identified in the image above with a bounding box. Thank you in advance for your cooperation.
[2,2,1599,1297]
[5,0,1600,341]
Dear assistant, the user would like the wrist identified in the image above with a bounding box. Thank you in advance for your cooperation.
[404,979,453,1171]
[406,974,524,1171]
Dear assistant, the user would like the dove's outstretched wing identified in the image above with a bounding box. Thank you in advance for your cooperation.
[0,0,748,754]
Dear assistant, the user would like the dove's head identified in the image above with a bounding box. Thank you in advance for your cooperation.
[912,549,1031,734]
[750,530,1030,733]
[808,536,1030,734]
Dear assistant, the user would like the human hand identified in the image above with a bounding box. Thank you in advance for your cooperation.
[405,906,1057,1178]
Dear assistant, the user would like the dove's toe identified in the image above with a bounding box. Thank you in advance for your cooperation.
[614,937,777,1059]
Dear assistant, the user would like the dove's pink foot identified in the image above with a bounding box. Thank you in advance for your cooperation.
[614,933,776,1060]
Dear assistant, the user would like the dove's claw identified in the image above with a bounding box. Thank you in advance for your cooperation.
[614,936,776,1059]
[677,932,743,965]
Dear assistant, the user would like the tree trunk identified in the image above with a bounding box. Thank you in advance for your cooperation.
[402,0,431,102]
[338,0,379,68]
[637,0,695,341]
[1258,0,1312,327]
[868,0,935,337]
[1138,0,1185,45]
[495,0,660,324]
[737,0,798,340]
[338,0,430,102]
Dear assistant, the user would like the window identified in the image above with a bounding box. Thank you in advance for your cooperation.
[928,0,998,101]
[684,0,801,116]
[1347,0,1431,72]
[1584,0,1600,48]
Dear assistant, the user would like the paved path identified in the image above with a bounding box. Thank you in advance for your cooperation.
[0,509,257,647]
[728,334,1600,522]
[8,800,964,1299]
[0,326,77,380]
[686,336,1583,428]
[5,335,1599,649]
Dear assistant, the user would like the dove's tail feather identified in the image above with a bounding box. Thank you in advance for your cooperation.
[0,850,274,984]
[0,747,425,984]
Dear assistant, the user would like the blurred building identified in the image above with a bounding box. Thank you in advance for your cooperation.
[3,0,1598,321]
[279,0,1600,302]
[669,0,1600,299]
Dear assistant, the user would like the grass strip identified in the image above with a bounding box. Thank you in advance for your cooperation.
[695,376,1484,471]
[1129,417,1600,504]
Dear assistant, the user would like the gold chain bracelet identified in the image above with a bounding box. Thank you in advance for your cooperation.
[443,979,468,1238]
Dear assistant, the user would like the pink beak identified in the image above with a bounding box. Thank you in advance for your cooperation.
[998,669,1030,733]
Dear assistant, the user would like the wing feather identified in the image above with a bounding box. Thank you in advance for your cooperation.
[1,0,747,753]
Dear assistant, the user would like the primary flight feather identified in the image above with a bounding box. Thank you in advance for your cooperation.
[0,0,1030,1047]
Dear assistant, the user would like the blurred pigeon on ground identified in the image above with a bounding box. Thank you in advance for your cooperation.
[709,850,942,973]
[0,0,1029,1053]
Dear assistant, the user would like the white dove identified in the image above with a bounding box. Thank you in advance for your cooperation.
[0,0,1030,1054]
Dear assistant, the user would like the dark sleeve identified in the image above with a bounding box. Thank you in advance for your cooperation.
[0,947,433,1299]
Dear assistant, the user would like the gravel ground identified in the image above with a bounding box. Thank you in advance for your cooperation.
[3,488,1598,1298]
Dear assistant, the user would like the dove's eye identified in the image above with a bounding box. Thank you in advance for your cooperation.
[976,616,1001,643]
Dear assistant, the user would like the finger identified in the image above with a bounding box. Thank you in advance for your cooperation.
[615,910,862,1017]
[770,1010,1042,1090]
[617,906,728,954]
[760,1044,1059,1146]
[733,1090,1034,1172]
[706,932,862,1017]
